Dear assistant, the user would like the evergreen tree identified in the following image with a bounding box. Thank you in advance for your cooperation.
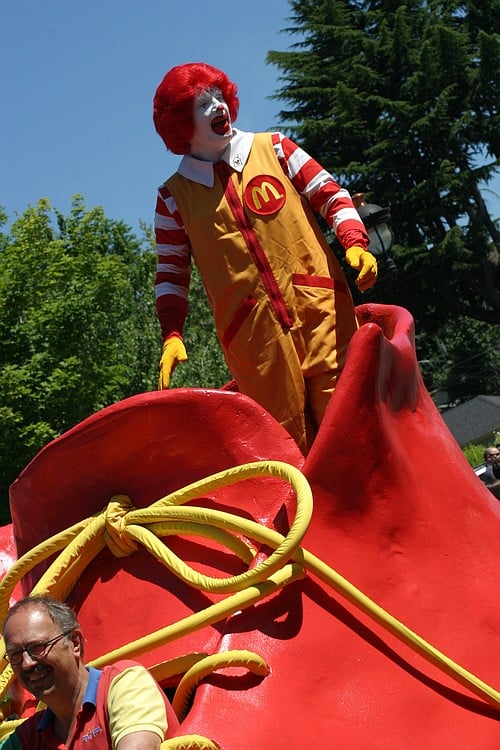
[416,318,500,403]
[267,0,499,398]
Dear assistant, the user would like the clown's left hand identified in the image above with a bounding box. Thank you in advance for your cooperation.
[345,246,378,291]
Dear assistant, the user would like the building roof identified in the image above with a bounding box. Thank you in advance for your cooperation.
[441,395,500,447]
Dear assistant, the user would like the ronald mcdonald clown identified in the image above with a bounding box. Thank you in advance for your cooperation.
[153,62,377,454]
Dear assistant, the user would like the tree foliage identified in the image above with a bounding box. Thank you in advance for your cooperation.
[169,265,231,390]
[0,197,161,519]
[416,317,500,402]
[0,197,229,521]
[267,0,500,395]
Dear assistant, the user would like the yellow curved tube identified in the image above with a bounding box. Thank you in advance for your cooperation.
[172,649,269,721]
[88,564,305,668]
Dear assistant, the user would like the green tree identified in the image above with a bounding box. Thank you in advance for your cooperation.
[416,318,500,403]
[267,0,500,399]
[169,265,231,390]
[0,197,160,520]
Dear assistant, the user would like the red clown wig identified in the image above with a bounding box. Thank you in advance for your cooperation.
[153,62,240,155]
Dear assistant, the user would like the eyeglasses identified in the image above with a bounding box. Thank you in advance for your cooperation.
[4,630,74,666]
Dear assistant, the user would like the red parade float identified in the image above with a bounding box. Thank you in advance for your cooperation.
[0,303,499,748]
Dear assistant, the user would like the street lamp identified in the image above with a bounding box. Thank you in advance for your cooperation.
[352,193,395,261]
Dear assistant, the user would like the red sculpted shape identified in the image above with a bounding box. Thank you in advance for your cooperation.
[4,305,500,747]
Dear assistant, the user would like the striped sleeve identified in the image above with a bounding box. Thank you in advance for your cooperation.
[154,185,192,340]
[271,132,369,251]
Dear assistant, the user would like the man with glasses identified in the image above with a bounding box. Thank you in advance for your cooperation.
[0,595,179,748]
[481,446,500,499]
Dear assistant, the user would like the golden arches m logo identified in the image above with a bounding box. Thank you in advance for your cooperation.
[244,174,287,216]
[252,181,282,209]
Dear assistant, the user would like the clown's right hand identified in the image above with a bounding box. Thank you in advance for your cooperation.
[158,336,188,389]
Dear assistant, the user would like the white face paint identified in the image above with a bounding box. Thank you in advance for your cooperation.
[190,87,233,161]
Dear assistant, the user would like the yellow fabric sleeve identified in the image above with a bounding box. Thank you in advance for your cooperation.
[107,665,168,748]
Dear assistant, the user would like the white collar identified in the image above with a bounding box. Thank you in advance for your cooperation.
[177,129,255,187]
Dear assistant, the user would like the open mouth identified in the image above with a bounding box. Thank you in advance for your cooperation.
[211,114,230,136]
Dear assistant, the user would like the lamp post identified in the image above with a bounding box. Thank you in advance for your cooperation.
[352,193,396,274]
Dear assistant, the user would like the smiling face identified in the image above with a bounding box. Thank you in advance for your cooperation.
[190,87,233,161]
[3,605,82,703]
[485,448,500,466]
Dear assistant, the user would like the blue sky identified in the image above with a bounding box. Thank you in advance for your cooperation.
[2,0,292,234]
[2,0,498,237]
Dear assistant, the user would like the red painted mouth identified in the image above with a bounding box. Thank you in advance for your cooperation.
[211,114,230,136]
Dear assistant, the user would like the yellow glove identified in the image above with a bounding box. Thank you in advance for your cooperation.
[158,336,188,389]
[345,246,378,291]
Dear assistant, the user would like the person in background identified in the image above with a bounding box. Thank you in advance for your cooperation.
[481,446,500,499]
[0,595,178,748]
[152,62,378,454]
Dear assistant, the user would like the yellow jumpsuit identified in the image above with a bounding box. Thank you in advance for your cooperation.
[165,133,358,453]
